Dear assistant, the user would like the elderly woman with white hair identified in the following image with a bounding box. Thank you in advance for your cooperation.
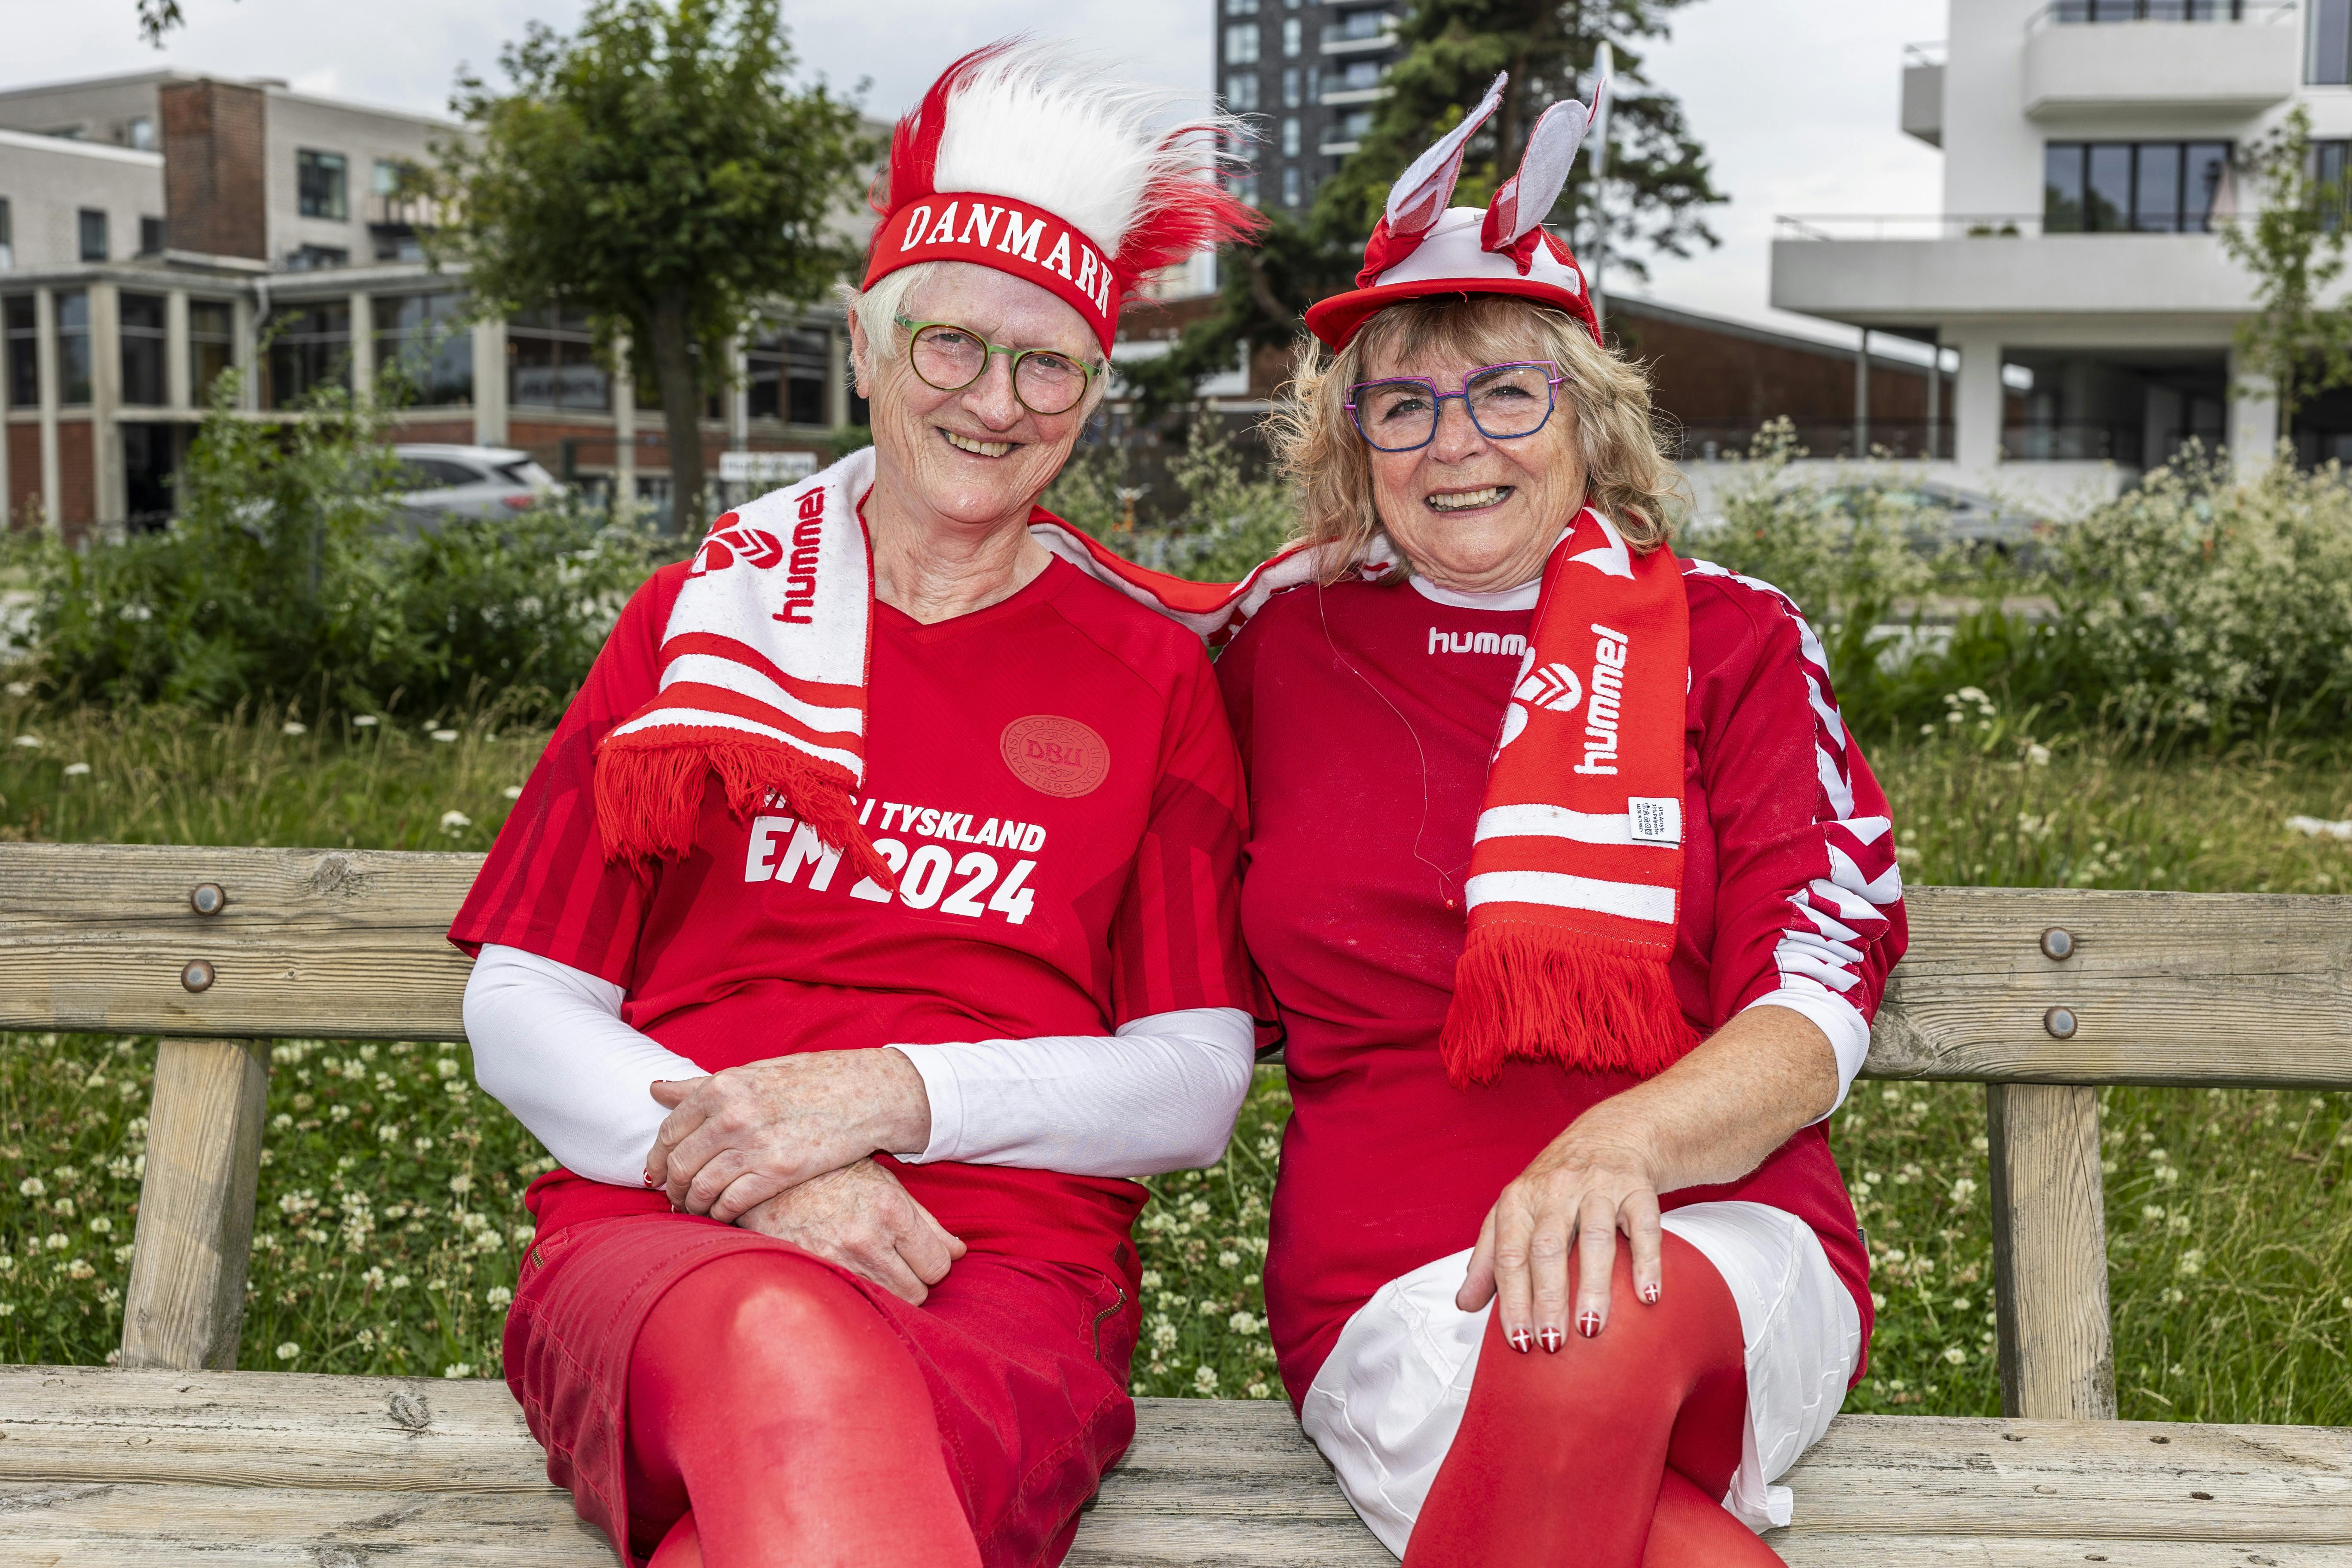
[1213,79,1909,1565]
[448,45,1263,1568]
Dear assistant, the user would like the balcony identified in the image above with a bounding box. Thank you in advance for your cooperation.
[2021,1,2298,119]
[1769,214,2254,325]
[1321,13,1397,54]
[1902,42,1944,148]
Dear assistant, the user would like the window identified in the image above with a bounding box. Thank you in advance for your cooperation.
[297,150,349,220]
[1336,58,1387,92]
[1225,24,1261,64]
[375,291,473,406]
[127,116,155,150]
[1281,117,1302,157]
[373,158,412,197]
[189,299,234,405]
[0,198,11,270]
[1340,108,1377,141]
[1282,17,1302,56]
[1282,68,1302,109]
[747,322,830,425]
[1225,74,1262,111]
[3,297,34,408]
[2315,0,2352,83]
[2055,0,2243,17]
[57,290,91,404]
[139,216,165,257]
[79,208,108,263]
[508,306,609,411]
[2318,140,2352,229]
[119,292,167,407]
[261,302,351,407]
[288,244,349,271]
[1282,165,1302,208]
[1223,0,1258,12]
[2044,141,2229,232]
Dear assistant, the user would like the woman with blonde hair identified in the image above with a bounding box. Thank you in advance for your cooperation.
[1216,77,1909,1565]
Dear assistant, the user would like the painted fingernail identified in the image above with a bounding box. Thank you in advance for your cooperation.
[1507,1326,1533,1354]
[1578,1311,1603,1338]
[1537,1325,1564,1353]
[1641,1282,1661,1305]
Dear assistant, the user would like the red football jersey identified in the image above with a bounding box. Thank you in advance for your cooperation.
[1216,571,1905,1404]
[452,552,1258,1287]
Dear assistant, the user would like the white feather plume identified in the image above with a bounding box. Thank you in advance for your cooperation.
[930,40,1248,259]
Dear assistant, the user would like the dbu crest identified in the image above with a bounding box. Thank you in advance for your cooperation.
[689,514,785,577]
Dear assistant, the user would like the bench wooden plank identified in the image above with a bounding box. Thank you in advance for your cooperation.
[120,1039,272,1372]
[3,1371,2348,1556]
[1986,1084,2116,1421]
[6,847,2349,1088]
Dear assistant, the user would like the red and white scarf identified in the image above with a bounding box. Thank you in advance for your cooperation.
[594,448,1696,1085]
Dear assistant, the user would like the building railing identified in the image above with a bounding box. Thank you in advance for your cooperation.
[1903,40,1948,68]
[1670,419,1953,464]
[1320,14,1397,51]
[1775,214,2052,240]
[2027,0,2293,29]
[2003,422,2145,462]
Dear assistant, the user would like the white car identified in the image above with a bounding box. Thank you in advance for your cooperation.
[392,444,566,527]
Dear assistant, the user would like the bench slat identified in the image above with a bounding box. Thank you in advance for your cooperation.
[7,846,2347,1086]
[1986,1083,2116,1421]
[120,1038,272,1371]
[3,1371,2348,1557]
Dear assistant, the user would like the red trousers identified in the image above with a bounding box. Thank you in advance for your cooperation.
[502,1184,1136,1568]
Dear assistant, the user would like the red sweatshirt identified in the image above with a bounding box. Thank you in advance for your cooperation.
[1216,566,1906,1404]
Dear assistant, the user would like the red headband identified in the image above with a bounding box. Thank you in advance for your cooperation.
[864,194,1121,354]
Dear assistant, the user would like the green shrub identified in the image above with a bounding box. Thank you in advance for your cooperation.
[8,369,671,723]
[1050,420,1297,583]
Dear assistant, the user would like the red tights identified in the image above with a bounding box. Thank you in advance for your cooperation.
[625,1252,981,1568]
[1402,1232,1783,1568]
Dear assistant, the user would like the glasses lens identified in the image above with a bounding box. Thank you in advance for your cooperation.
[1465,364,1557,438]
[910,324,986,391]
[1351,379,1438,451]
[1013,349,1087,415]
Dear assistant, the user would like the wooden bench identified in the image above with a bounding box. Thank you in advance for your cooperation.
[0,840,2347,1564]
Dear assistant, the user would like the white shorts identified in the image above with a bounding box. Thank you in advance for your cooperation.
[1297,1201,1861,1558]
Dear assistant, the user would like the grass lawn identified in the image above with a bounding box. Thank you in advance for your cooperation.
[3,695,2350,1421]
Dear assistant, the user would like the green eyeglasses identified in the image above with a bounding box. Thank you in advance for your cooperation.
[894,316,1102,416]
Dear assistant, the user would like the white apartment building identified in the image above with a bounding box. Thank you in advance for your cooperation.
[1771,0,2352,508]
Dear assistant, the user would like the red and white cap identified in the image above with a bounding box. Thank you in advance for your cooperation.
[1304,71,1608,350]
[864,41,1263,355]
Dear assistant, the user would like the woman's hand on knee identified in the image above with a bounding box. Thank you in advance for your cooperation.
[646,1049,932,1222]
[1455,1130,1666,1352]
[734,1158,968,1304]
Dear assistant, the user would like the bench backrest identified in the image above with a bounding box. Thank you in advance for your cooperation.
[4,842,2348,1419]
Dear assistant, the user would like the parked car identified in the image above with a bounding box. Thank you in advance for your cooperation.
[391,445,565,528]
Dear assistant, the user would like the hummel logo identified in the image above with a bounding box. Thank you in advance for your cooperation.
[1513,662,1584,714]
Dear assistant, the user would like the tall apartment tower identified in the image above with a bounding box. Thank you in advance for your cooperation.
[1772,0,2352,508]
[1214,0,1402,211]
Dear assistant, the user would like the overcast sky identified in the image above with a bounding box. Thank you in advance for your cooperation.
[11,0,1947,344]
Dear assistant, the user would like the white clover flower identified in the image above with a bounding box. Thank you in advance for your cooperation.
[281,721,307,736]
[352,715,379,728]
[0,1303,15,1317]
[1227,1311,1259,1334]
[440,810,472,833]
[1139,1270,1162,1291]
[1193,1366,1219,1392]
[443,1363,475,1379]
[1246,1382,1270,1399]
[486,1285,514,1307]
[390,1274,411,1290]
[1942,1346,1967,1365]
[435,1058,460,1079]
[3,681,28,696]
[503,784,524,799]
[1152,1323,1179,1350]
[17,1178,43,1197]
[1216,1250,1239,1269]
[431,729,459,744]
[449,1173,474,1196]
[62,762,91,778]
[2026,744,2051,766]
[12,735,42,748]
[2177,1250,2204,1277]
[88,1217,110,1235]
[273,1342,300,1361]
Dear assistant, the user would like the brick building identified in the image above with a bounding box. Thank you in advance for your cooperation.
[0,70,871,538]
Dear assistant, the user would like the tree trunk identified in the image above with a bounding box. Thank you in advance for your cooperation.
[647,291,704,535]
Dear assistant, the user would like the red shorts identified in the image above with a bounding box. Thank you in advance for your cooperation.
[504,1181,1139,1568]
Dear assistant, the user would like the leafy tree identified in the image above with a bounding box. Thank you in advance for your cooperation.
[2217,103,2352,423]
[432,0,872,529]
[1143,0,1719,410]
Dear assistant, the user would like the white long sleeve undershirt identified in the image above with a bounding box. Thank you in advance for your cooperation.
[462,944,1257,1189]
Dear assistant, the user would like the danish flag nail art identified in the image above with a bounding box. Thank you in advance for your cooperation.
[1577,1311,1603,1338]
[1641,1281,1661,1305]
[1507,1326,1534,1354]
[1538,1326,1564,1353]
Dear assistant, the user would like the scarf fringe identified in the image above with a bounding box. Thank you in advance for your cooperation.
[1439,925,1702,1090]
[594,732,892,887]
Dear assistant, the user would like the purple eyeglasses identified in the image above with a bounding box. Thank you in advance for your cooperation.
[1344,361,1568,452]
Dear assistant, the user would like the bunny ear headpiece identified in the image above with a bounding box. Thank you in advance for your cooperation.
[1304,70,1608,350]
